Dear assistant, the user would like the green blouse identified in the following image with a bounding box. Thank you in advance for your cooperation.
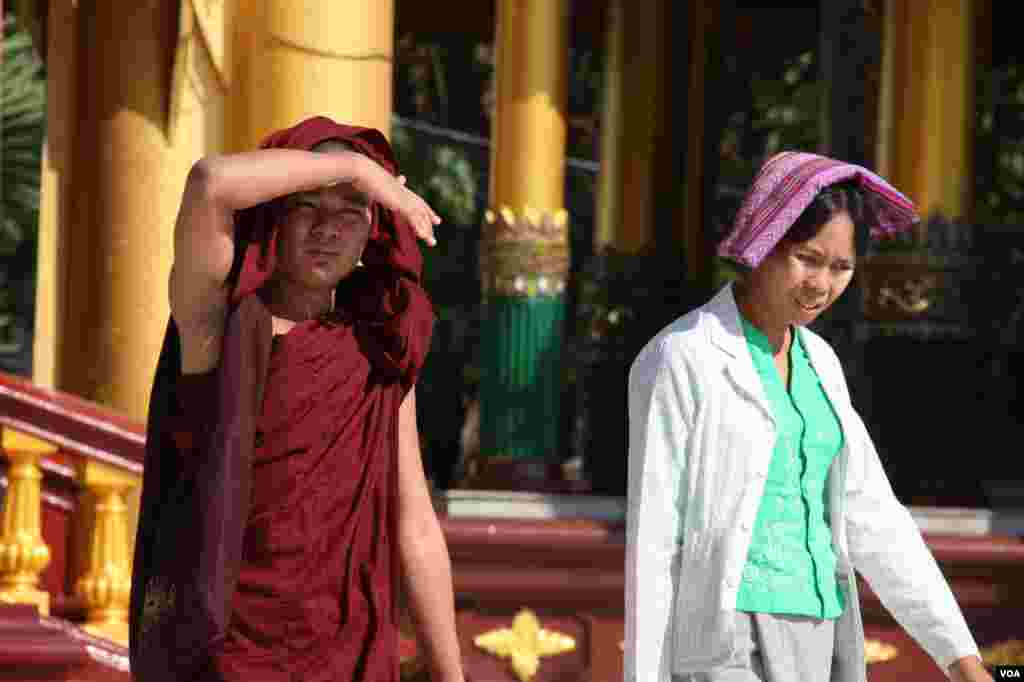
[735,316,846,619]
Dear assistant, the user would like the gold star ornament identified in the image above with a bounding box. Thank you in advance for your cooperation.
[473,609,576,682]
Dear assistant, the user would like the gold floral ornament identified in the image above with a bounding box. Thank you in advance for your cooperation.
[864,638,899,664]
[138,577,177,640]
[473,609,576,682]
[480,207,570,299]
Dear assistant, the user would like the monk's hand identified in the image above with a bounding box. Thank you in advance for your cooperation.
[348,155,440,246]
[395,175,438,245]
[949,655,993,682]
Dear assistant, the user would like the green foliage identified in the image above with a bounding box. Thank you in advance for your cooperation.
[717,51,822,192]
[390,121,478,228]
[975,63,1024,225]
[2,13,46,257]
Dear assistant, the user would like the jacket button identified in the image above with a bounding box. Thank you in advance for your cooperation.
[254,430,265,448]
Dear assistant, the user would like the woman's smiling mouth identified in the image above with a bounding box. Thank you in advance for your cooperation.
[796,298,826,312]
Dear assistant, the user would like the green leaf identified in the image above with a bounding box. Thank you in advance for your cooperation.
[1,12,47,286]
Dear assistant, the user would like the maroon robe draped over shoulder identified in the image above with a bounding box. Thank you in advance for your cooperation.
[130,117,434,682]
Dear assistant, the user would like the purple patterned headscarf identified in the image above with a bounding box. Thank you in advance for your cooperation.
[717,151,919,269]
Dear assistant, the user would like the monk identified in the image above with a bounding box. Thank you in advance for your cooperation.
[129,117,464,682]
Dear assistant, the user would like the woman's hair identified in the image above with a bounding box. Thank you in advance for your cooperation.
[779,179,870,257]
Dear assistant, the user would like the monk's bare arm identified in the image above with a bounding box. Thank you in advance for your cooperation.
[396,389,464,682]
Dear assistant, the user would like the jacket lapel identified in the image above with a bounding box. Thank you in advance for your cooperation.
[796,328,857,572]
[706,284,776,426]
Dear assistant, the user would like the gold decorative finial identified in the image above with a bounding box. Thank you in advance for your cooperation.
[552,209,569,229]
[864,638,899,664]
[500,207,517,227]
[473,609,576,682]
[523,206,540,227]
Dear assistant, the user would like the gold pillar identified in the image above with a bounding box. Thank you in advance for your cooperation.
[58,2,225,420]
[75,460,136,646]
[880,0,974,225]
[874,0,896,181]
[33,0,79,389]
[227,0,259,153]
[682,0,716,278]
[594,0,623,251]
[472,0,570,481]
[233,0,395,150]
[489,0,569,216]
[0,429,54,615]
[593,0,667,255]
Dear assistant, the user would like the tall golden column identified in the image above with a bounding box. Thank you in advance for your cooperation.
[488,1,569,217]
[585,0,692,493]
[32,0,79,389]
[877,0,974,225]
[473,0,571,489]
[593,0,624,253]
[594,0,672,256]
[230,0,395,151]
[42,1,225,420]
[681,0,718,282]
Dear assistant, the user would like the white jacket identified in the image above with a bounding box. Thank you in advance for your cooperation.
[624,284,979,681]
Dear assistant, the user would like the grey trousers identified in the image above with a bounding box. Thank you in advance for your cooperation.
[675,612,840,682]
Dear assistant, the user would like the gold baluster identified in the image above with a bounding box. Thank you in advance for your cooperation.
[75,460,136,645]
[0,428,54,615]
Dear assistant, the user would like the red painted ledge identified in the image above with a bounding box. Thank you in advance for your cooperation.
[0,603,129,681]
[0,372,145,473]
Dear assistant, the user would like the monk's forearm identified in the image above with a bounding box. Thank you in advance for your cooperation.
[191,149,367,212]
[399,518,464,682]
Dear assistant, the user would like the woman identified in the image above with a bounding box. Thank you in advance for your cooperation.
[624,152,991,682]
[130,117,464,682]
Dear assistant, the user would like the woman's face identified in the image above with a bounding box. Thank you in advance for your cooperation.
[273,181,373,291]
[746,209,857,327]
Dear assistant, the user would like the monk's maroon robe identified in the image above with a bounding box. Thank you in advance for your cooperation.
[130,118,433,682]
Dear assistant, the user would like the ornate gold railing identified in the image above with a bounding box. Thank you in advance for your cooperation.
[0,371,144,647]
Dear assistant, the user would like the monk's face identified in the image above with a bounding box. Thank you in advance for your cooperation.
[274,173,373,292]
[745,209,857,327]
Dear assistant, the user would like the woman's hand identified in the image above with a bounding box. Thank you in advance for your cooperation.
[346,153,440,246]
[949,655,993,682]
